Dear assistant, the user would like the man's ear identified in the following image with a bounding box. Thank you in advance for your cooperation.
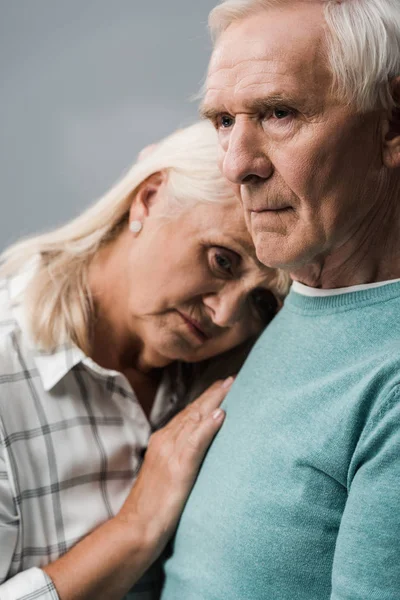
[128,171,166,223]
[382,76,400,169]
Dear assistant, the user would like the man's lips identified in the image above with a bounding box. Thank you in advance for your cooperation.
[177,311,211,342]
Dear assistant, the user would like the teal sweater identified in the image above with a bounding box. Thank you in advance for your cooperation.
[162,283,400,600]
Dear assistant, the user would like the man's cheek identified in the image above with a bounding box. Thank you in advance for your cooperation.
[243,208,253,234]
[231,182,242,200]
[217,148,241,199]
[217,146,225,173]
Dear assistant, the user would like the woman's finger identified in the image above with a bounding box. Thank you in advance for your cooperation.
[159,376,233,449]
[182,405,226,468]
[179,376,234,421]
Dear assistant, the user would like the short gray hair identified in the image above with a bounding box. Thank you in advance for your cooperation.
[209,0,400,111]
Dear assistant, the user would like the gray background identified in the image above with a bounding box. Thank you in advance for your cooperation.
[0,1,216,251]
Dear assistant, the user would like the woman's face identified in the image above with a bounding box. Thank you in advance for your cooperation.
[120,190,281,368]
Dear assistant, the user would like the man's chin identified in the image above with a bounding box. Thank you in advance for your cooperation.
[253,232,307,271]
[251,232,288,269]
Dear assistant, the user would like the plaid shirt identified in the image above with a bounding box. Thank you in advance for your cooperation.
[0,268,187,600]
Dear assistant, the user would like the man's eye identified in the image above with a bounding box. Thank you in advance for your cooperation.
[272,108,292,120]
[218,114,234,129]
[251,288,278,324]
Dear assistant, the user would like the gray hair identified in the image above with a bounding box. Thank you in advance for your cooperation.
[209,0,400,111]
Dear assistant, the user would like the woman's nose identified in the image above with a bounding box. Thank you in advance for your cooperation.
[221,121,273,185]
[204,290,245,329]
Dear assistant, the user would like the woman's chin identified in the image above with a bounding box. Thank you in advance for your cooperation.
[145,328,242,366]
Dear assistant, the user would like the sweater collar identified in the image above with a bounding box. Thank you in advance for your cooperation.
[286,279,400,313]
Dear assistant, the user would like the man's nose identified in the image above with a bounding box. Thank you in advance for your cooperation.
[221,121,273,185]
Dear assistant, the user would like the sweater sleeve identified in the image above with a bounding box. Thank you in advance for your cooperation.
[331,387,400,600]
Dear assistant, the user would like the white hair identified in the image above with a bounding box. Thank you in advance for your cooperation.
[209,0,400,111]
[0,120,290,353]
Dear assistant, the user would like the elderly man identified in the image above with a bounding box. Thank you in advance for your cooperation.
[161,1,400,599]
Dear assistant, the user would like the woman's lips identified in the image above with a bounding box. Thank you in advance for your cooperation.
[177,311,210,343]
[251,206,292,213]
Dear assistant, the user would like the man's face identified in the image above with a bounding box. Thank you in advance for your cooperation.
[203,3,384,271]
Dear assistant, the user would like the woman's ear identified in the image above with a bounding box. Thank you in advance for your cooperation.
[128,171,166,224]
[382,77,400,169]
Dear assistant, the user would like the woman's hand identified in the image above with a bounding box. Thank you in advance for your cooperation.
[43,377,233,600]
[116,376,233,555]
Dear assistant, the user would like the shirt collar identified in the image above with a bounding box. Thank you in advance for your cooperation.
[7,264,189,416]
[32,344,86,392]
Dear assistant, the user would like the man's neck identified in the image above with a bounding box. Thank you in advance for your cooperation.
[291,187,400,289]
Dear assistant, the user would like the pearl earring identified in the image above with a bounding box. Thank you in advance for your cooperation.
[129,220,143,234]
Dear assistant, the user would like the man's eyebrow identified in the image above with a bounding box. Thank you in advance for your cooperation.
[200,94,298,120]
[199,103,221,121]
[243,95,296,112]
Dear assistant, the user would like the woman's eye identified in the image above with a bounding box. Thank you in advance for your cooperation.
[215,253,233,273]
[251,288,278,324]
[210,247,238,277]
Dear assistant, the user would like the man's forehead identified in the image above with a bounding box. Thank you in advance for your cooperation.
[203,60,326,118]
[206,5,327,94]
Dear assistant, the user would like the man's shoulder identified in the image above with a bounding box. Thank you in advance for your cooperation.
[368,344,400,403]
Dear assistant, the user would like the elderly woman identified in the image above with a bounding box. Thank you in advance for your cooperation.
[0,121,289,600]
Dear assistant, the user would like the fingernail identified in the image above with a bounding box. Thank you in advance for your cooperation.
[212,408,225,420]
[221,376,234,389]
